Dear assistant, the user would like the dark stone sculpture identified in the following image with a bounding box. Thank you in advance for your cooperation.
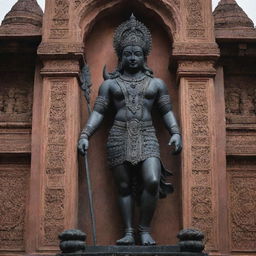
[59,229,86,254]
[177,229,205,253]
[78,14,182,246]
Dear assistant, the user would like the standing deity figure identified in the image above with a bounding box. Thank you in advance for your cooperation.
[78,15,182,246]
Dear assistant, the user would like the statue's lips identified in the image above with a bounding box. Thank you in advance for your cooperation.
[128,62,138,67]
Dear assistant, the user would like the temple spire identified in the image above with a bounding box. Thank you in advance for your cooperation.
[213,0,254,28]
[0,0,43,35]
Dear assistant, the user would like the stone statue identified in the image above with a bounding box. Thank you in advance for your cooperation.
[78,14,182,246]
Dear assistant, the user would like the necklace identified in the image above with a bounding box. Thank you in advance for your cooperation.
[116,75,149,115]
[120,75,146,89]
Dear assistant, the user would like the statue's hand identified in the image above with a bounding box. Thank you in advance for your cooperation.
[78,138,89,156]
[168,134,182,155]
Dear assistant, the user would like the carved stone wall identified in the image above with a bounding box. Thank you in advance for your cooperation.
[40,80,68,247]
[32,71,80,252]
[50,0,70,39]
[225,75,256,125]
[224,64,256,252]
[227,157,256,251]
[180,75,218,251]
[185,0,205,39]
[0,165,29,251]
[0,54,35,124]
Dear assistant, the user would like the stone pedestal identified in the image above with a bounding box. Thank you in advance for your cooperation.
[57,246,208,256]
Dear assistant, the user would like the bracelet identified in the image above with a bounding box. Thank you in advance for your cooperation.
[170,125,180,135]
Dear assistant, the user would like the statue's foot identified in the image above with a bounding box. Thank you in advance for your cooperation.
[140,232,156,246]
[116,234,135,245]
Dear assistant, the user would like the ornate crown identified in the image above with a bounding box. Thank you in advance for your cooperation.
[113,14,152,58]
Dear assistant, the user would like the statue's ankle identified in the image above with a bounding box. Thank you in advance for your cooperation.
[138,225,151,234]
[124,227,135,237]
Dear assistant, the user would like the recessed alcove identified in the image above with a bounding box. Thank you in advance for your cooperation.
[78,2,181,245]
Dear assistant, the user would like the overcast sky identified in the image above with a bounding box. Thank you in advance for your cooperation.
[0,0,255,26]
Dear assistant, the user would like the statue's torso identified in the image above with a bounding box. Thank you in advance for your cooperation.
[110,75,158,122]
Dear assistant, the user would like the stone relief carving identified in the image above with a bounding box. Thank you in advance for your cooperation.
[74,0,180,10]
[187,82,216,249]
[0,87,33,123]
[229,170,256,251]
[0,167,29,250]
[225,76,256,124]
[43,188,65,245]
[50,0,70,39]
[185,0,205,38]
[42,81,68,246]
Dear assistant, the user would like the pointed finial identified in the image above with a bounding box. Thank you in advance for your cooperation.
[130,13,136,20]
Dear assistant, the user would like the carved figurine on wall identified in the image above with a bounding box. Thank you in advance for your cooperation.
[78,14,182,246]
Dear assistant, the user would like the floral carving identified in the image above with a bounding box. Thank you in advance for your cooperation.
[43,188,65,245]
[187,81,216,250]
[0,167,29,250]
[50,0,70,39]
[229,170,256,251]
[186,0,205,38]
[42,81,68,247]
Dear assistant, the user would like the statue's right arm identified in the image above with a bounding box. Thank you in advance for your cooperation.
[78,80,111,155]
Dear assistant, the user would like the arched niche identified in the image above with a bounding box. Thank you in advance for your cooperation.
[78,1,181,246]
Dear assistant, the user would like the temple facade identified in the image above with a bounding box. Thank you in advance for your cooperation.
[0,0,255,255]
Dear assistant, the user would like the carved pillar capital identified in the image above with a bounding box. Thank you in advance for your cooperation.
[40,59,81,77]
[37,42,84,60]
[172,42,220,60]
[177,60,217,78]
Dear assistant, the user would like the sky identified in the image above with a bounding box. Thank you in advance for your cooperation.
[0,0,255,26]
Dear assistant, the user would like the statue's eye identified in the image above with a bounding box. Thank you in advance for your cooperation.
[123,52,131,57]
[135,52,142,57]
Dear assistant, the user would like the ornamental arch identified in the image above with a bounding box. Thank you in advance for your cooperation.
[76,1,182,245]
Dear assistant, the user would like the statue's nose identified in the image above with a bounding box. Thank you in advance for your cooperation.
[130,55,136,62]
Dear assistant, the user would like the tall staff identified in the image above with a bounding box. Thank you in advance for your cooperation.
[79,65,97,245]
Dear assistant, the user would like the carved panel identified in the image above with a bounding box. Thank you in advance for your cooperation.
[228,167,256,251]
[178,61,216,76]
[225,76,256,124]
[0,129,31,153]
[41,60,80,76]
[0,165,29,251]
[185,0,205,39]
[0,86,33,123]
[50,0,70,39]
[226,129,256,156]
[38,42,84,56]
[41,81,68,247]
[187,80,217,249]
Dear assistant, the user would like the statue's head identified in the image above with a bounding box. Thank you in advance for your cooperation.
[113,14,152,72]
[103,15,153,80]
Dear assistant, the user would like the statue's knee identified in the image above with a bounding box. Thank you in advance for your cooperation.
[118,182,131,196]
[145,179,159,195]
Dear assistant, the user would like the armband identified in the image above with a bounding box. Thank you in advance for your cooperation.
[158,95,172,115]
[94,96,109,114]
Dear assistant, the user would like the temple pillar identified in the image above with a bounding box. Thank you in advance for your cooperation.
[177,60,220,253]
[27,55,82,254]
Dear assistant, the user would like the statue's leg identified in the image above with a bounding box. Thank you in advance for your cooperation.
[139,157,161,245]
[113,163,135,245]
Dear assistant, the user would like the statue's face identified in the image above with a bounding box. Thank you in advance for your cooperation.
[121,46,144,72]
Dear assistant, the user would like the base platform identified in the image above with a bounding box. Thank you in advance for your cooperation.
[57,245,208,256]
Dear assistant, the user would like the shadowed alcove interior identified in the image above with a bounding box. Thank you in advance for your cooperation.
[78,1,181,245]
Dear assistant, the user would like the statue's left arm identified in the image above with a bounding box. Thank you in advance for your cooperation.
[156,79,182,154]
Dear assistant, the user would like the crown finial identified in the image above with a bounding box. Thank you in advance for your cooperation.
[113,15,152,58]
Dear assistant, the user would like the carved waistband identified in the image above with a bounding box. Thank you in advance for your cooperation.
[113,120,153,128]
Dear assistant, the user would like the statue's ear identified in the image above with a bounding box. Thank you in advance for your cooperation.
[103,65,111,80]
